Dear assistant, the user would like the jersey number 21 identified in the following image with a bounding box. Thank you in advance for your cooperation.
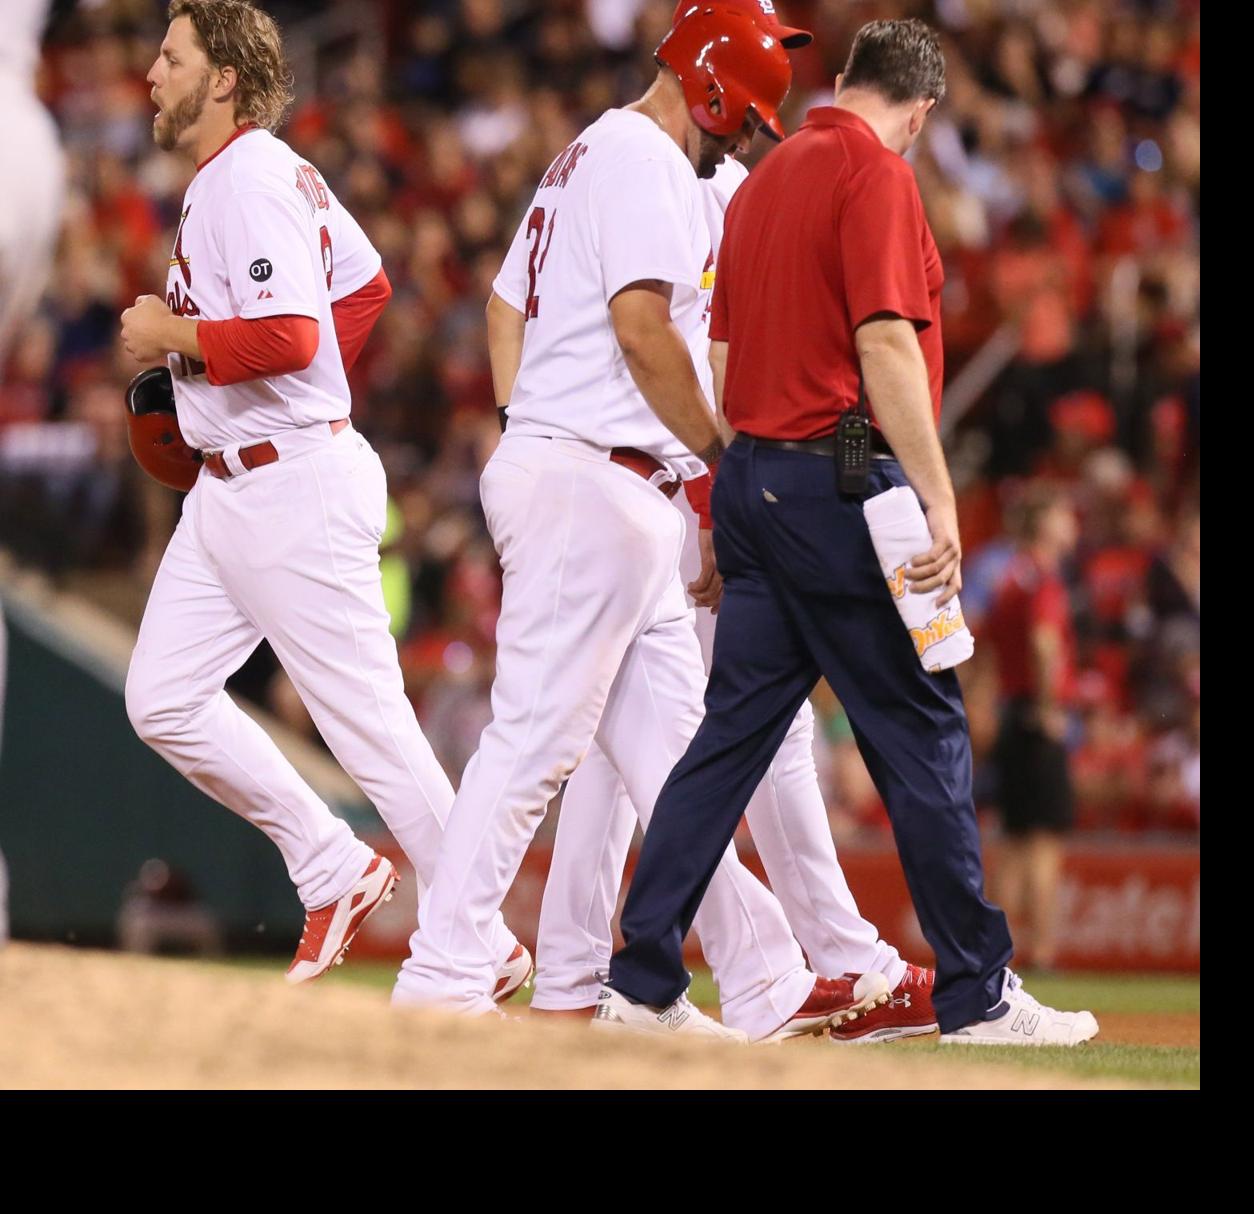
[525,206,556,319]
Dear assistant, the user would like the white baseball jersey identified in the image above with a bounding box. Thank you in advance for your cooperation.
[0,0,50,89]
[0,0,64,376]
[492,109,707,467]
[164,126,381,451]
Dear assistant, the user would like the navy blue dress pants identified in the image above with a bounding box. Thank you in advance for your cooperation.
[608,437,1013,1033]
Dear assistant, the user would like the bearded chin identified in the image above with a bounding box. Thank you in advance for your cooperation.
[154,73,210,151]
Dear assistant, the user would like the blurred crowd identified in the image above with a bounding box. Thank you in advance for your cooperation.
[0,0,1199,840]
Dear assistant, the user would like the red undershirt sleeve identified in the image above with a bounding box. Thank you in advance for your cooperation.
[198,314,320,386]
[683,463,718,530]
[330,267,392,371]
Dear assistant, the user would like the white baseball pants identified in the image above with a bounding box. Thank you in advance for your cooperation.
[532,495,905,1014]
[125,424,517,966]
[394,435,815,1035]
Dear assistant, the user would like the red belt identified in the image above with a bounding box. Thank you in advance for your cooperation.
[202,419,350,480]
[609,447,680,499]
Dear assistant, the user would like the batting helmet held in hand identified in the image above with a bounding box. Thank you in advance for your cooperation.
[657,4,793,142]
[125,366,202,492]
[670,0,813,49]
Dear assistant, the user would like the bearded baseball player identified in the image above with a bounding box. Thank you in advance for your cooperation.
[394,4,891,1042]
[530,0,937,1045]
[118,0,531,996]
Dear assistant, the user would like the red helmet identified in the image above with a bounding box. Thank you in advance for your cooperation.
[671,0,813,49]
[657,4,793,142]
[125,366,202,492]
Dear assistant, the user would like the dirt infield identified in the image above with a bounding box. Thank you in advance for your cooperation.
[1093,1013,1199,1048]
[0,944,1159,1090]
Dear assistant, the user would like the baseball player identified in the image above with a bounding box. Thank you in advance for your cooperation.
[1,0,67,946]
[0,0,65,378]
[530,0,937,1045]
[394,5,890,1041]
[119,0,531,996]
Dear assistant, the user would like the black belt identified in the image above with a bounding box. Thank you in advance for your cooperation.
[733,429,894,457]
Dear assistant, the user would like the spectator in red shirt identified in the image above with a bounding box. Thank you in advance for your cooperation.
[984,484,1079,970]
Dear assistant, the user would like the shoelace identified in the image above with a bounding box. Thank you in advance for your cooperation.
[1005,970,1044,1011]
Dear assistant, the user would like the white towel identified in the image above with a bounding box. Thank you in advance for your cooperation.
[863,486,975,673]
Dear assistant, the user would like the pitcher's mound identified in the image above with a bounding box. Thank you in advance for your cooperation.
[0,943,1132,1090]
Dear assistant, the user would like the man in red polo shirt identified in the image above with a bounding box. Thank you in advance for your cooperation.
[604,18,1098,1046]
[985,485,1079,971]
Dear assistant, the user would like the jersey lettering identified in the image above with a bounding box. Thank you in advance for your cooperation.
[540,141,589,191]
[556,143,588,188]
[166,281,200,318]
[525,206,557,319]
[295,163,330,213]
[171,348,206,379]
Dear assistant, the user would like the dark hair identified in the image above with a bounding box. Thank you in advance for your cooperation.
[168,0,294,131]
[841,19,946,106]
[1010,483,1071,543]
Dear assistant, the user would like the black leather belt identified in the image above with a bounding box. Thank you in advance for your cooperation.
[734,429,894,457]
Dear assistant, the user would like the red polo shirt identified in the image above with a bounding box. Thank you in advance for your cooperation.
[984,552,1075,702]
[710,107,945,439]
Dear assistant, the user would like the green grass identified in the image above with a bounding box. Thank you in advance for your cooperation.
[285,962,1198,1015]
[1006,971,1199,1016]
[909,1042,1199,1088]
[220,959,1199,1088]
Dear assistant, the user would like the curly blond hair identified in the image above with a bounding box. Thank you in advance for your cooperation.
[167,0,294,131]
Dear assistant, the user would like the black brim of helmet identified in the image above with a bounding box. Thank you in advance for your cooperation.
[777,27,813,48]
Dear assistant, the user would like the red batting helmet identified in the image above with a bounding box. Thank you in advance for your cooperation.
[657,4,793,142]
[671,0,813,49]
[125,366,202,492]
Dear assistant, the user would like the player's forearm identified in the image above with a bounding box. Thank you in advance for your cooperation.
[709,339,735,445]
[487,292,526,407]
[160,314,203,360]
[620,323,722,463]
[856,318,955,513]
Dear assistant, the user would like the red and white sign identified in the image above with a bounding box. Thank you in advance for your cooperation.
[356,838,1200,974]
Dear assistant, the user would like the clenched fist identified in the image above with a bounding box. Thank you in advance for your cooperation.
[121,295,176,364]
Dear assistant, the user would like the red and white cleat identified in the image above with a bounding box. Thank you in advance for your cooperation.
[493,943,535,1004]
[829,963,939,1045]
[285,854,399,985]
[758,972,892,1042]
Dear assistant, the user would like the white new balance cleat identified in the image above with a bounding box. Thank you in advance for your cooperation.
[590,986,750,1043]
[939,969,1099,1046]
[493,943,535,1004]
